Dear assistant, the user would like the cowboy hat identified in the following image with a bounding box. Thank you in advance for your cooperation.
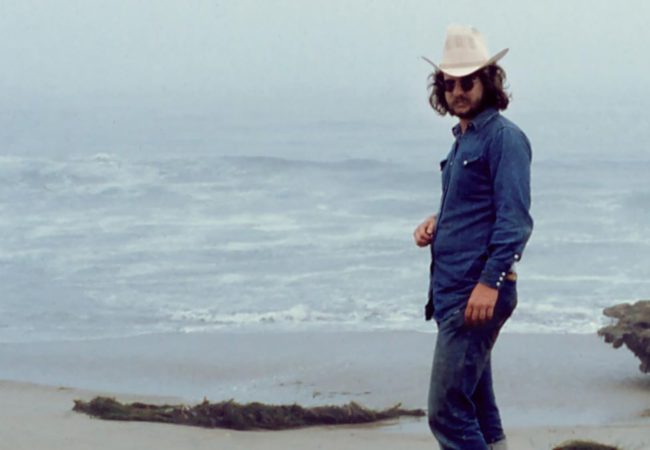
[423,24,508,77]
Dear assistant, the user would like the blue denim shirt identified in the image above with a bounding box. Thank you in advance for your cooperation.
[429,108,533,321]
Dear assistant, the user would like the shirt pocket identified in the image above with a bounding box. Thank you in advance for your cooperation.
[455,153,490,199]
[459,154,481,168]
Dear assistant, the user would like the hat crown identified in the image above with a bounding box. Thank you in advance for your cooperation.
[443,26,490,63]
[440,25,491,70]
[423,24,508,77]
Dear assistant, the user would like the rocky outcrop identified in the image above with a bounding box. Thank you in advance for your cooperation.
[598,300,650,373]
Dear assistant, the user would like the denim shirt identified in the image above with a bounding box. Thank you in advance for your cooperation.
[429,107,533,321]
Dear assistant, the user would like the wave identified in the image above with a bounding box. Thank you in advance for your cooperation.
[221,155,392,172]
[2,151,649,342]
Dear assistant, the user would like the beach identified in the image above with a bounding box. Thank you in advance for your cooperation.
[1,331,648,449]
[4,1,650,448]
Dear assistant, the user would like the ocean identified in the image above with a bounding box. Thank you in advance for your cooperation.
[1,110,649,343]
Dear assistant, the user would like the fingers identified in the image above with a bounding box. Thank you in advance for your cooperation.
[465,304,480,325]
[413,216,437,247]
[485,305,494,321]
[415,234,431,247]
[477,306,487,323]
[464,283,499,326]
[464,303,495,326]
[464,304,473,323]
[464,303,482,325]
[413,224,432,247]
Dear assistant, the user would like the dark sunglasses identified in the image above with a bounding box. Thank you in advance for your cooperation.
[443,75,477,93]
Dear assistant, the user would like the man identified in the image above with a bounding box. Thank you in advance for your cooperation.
[414,25,533,450]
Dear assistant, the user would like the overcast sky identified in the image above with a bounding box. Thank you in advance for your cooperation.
[2,1,649,100]
[1,0,649,155]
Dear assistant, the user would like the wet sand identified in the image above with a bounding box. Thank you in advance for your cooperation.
[0,331,648,449]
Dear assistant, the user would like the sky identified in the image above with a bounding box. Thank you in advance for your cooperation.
[1,0,649,156]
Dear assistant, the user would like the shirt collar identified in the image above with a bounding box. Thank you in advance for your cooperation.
[451,107,499,137]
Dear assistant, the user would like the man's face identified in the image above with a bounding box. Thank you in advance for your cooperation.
[443,72,484,119]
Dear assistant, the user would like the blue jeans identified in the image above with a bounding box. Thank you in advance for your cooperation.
[427,281,517,450]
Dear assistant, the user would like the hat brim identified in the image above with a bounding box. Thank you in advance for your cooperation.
[422,48,509,77]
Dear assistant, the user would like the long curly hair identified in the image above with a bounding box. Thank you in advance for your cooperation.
[427,64,510,116]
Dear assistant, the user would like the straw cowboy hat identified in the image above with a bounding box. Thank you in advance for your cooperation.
[423,25,508,77]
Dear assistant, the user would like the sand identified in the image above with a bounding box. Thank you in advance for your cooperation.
[0,331,648,449]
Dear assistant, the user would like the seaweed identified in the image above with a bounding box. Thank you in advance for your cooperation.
[553,440,621,450]
[73,397,425,430]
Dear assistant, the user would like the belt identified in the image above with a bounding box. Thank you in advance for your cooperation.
[505,272,517,282]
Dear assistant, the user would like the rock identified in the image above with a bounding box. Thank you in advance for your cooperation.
[598,300,650,373]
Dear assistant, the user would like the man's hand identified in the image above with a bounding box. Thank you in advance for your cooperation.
[464,283,498,326]
[413,215,437,247]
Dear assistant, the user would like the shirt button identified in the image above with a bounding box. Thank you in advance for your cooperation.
[496,282,501,287]
[463,160,468,166]
[501,272,506,276]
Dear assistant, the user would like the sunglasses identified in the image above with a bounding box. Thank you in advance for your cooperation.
[443,75,478,93]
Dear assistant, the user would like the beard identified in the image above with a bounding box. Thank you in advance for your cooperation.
[448,96,485,119]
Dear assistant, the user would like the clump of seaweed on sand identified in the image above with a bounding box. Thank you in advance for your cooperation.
[553,440,622,450]
[73,397,425,430]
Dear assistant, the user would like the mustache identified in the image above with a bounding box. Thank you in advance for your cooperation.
[451,96,470,105]
[451,101,470,111]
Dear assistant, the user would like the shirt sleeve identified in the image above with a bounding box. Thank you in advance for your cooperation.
[478,125,534,289]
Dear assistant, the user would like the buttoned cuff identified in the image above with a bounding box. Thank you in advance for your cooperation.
[479,269,510,290]
[479,254,521,289]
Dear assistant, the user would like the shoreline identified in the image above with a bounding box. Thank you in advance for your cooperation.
[0,379,648,450]
[0,330,649,449]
